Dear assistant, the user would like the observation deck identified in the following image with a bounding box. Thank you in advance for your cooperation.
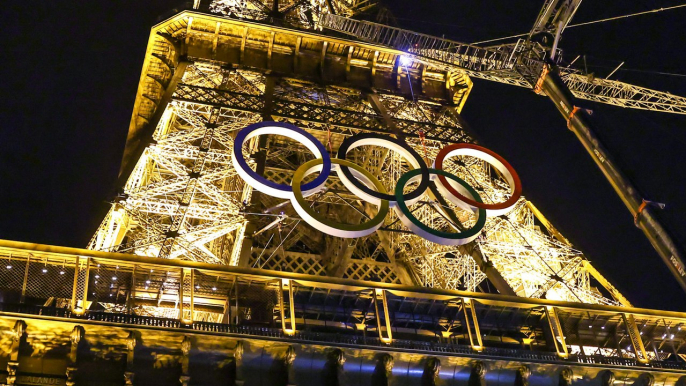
[1,240,685,384]
[4,2,684,385]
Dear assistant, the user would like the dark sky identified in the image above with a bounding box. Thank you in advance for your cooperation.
[1,1,685,311]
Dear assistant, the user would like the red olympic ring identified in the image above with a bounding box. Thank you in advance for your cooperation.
[434,143,522,213]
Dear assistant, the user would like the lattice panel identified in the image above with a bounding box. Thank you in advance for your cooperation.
[262,169,295,187]
[274,78,377,114]
[132,305,180,319]
[0,256,25,295]
[174,84,264,112]
[160,271,182,304]
[90,263,132,305]
[190,311,224,323]
[409,254,487,291]
[209,0,319,29]
[344,261,400,284]
[133,267,167,295]
[250,249,326,276]
[193,270,233,296]
[236,282,278,324]
[92,76,263,264]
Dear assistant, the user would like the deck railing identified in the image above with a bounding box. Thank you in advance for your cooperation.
[1,240,686,370]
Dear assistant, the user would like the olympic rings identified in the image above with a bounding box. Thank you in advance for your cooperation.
[394,169,486,245]
[336,133,429,207]
[433,143,522,216]
[232,122,522,245]
[231,121,331,199]
[291,158,389,238]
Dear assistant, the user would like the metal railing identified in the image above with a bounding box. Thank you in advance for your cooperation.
[2,240,686,370]
[320,14,686,114]
[3,302,685,370]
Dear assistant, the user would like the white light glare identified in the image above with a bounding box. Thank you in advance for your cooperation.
[399,55,413,67]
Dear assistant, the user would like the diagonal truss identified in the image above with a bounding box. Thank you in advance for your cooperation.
[89,65,261,265]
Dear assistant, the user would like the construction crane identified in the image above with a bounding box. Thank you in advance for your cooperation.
[319,0,686,292]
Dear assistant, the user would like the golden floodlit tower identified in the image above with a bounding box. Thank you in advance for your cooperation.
[89,0,628,306]
[2,1,686,385]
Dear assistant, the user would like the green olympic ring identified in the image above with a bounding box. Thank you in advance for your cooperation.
[394,168,487,246]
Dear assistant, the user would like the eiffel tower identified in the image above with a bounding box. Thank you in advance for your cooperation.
[85,0,631,307]
[1,1,686,385]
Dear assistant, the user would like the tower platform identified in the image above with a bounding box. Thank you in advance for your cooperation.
[2,2,684,385]
[1,240,685,385]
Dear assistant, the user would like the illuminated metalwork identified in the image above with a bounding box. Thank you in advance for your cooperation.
[4,2,686,384]
[1,241,685,372]
[320,14,686,114]
[83,6,633,312]
[209,0,376,29]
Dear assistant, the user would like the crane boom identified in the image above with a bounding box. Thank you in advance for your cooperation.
[320,14,686,114]
[540,63,686,293]
[562,71,686,113]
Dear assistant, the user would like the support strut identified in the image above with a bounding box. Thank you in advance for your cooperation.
[538,63,686,294]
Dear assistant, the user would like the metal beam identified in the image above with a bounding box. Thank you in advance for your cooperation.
[374,288,393,343]
[463,298,484,351]
[622,313,649,363]
[5,239,686,320]
[237,75,277,267]
[118,60,189,187]
[280,279,296,335]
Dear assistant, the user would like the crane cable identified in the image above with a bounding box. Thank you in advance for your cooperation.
[473,4,686,45]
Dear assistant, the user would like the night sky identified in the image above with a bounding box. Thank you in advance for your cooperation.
[1,1,685,310]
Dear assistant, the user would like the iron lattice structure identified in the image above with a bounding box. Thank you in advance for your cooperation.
[208,0,376,29]
[1,241,684,366]
[86,4,631,321]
